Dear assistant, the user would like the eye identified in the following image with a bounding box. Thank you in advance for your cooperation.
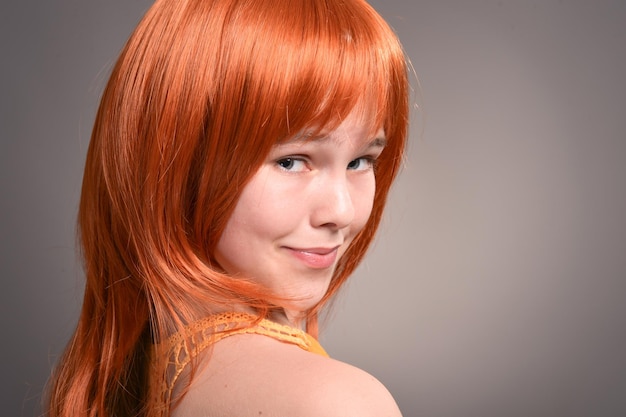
[347,157,374,171]
[276,157,308,172]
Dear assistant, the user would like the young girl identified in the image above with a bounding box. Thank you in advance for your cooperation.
[47,0,409,416]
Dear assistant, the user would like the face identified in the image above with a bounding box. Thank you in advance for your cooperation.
[215,111,385,320]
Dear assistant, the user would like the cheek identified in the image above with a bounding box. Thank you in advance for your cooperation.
[352,176,377,231]
[216,169,298,251]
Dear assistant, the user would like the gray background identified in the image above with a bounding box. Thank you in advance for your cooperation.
[2,1,625,416]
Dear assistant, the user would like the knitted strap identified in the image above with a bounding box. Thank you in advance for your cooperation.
[152,312,326,415]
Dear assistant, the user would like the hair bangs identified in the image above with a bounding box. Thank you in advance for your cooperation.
[286,0,403,141]
[223,0,406,145]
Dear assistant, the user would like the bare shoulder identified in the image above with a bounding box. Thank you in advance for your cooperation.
[171,333,402,417]
[299,353,403,417]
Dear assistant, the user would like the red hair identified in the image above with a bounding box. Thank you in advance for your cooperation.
[47,0,408,416]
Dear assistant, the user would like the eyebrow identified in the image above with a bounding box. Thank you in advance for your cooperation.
[368,137,387,148]
[285,134,387,149]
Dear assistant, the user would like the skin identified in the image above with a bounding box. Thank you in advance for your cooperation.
[172,333,403,417]
[215,111,386,324]
[173,111,403,416]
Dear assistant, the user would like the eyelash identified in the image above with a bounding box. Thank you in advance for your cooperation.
[276,157,307,171]
[347,156,376,171]
[275,156,377,172]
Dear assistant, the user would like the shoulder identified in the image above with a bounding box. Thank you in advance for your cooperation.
[298,355,403,417]
[171,333,402,417]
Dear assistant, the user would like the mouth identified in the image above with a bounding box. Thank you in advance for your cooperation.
[284,246,340,269]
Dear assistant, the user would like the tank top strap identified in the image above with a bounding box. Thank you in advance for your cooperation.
[151,312,328,415]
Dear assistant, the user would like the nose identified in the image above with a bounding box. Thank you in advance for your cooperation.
[310,173,355,230]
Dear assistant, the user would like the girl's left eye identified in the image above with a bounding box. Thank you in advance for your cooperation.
[347,157,374,171]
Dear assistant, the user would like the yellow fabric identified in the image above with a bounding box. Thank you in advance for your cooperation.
[151,312,328,415]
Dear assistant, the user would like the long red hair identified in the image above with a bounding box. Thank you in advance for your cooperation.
[47,0,409,416]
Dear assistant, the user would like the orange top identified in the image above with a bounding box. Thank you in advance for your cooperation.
[151,312,328,415]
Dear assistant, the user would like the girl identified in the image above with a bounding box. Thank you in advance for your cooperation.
[47,0,409,416]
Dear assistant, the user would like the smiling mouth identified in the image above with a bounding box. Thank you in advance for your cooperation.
[284,246,340,269]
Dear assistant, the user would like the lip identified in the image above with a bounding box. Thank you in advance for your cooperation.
[284,246,340,269]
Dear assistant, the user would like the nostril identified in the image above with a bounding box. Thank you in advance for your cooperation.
[310,181,355,230]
